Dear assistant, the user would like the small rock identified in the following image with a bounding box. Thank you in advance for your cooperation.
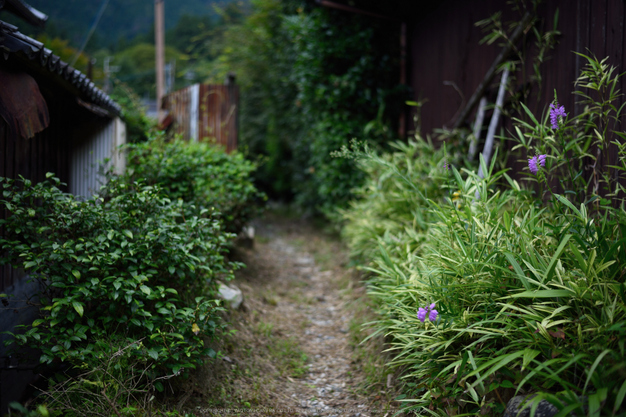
[217,282,243,309]
[237,225,255,248]
[295,256,315,266]
[503,395,558,417]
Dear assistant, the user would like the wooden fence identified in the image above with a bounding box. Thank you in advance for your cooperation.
[163,83,239,153]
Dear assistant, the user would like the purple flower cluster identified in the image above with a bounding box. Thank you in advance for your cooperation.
[528,154,547,174]
[549,103,566,129]
[418,303,438,323]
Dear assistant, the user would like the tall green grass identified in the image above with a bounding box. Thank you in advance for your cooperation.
[342,54,626,416]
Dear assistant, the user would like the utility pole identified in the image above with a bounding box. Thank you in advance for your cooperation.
[103,56,119,94]
[155,0,165,124]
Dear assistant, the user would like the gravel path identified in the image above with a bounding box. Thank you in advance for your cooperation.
[189,215,399,417]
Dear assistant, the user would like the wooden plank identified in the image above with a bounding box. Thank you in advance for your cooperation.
[606,0,624,192]
[0,122,6,292]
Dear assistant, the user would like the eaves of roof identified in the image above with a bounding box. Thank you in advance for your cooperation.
[0,19,121,117]
[0,0,47,28]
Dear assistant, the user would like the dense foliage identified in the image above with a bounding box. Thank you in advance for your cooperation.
[214,0,403,213]
[0,135,263,414]
[122,136,265,233]
[342,54,626,416]
[0,175,231,377]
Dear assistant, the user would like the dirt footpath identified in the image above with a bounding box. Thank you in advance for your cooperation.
[180,212,401,417]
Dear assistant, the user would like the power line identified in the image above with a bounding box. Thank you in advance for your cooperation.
[70,0,110,67]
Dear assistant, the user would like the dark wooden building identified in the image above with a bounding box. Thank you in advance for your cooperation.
[0,1,126,412]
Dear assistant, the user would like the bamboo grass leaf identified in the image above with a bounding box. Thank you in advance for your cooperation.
[583,349,612,393]
[543,234,571,283]
[505,252,531,290]
[467,351,524,390]
[506,289,573,298]
[614,379,626,414]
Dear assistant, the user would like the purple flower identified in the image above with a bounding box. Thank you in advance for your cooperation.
[538,154,547,168]
[528,154,547,174]
[444,161,449,170]
[417,307,427,322]
[429,309,438,322]
[549,103,566,129]
[418,303,438,323]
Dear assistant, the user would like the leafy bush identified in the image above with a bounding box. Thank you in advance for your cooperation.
[0,175,233,378]
[122,136,265,233]
[342,53,626,416]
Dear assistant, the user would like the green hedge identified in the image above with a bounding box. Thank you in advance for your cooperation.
[1,176,232,376]
[122,136,265,234]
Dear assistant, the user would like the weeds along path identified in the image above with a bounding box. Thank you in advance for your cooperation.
[182,212,399,417]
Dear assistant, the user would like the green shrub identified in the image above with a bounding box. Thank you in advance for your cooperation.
[0,175,233,377]
[122,136,265,233]
[342,53,626,416]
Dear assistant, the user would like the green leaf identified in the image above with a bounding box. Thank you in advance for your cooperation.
[614,379,626,414]
[506,289,573,299]
[588,388,607,416]
[123,230,133,240]
[584,350,612,392]
[543,234,571,283]
[72,270,81,280]
[467,351,524,390]
[554,194,582,218]
[505,253,531,290]
[140,285,151,296]
[72,301,84,317]
[499,380,515,389]
[522,348,540,371]
[24,261,37,269]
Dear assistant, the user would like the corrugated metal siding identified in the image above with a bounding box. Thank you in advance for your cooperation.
[69,117,126,199]
[1,115,125,291]
[164,83,238,152]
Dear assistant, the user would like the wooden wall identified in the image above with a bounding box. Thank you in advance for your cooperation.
[0,103,72,292]
[407,0,626,139]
